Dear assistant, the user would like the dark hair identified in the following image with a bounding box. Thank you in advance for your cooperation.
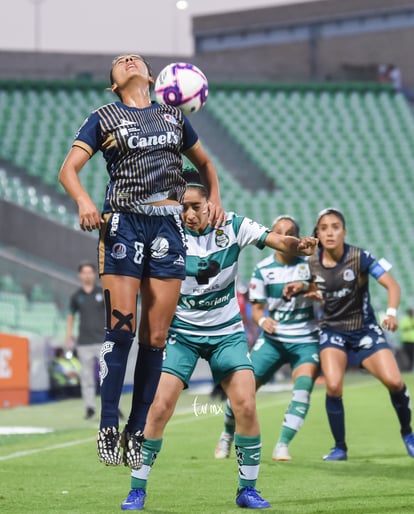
[182,167,208,198]
[313,208,346,239]
[109,54,153,99]
[271,215,300,237]
[78,261,96,273]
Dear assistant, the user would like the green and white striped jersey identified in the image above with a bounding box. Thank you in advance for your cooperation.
[170,212,269,336]
[249,254,319,344]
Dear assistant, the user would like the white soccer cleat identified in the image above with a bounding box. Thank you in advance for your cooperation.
[214,431,233,459]
[272,442,292,461]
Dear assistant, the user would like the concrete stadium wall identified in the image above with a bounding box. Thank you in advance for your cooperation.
[1,0,414,85]
[192,0,414,85]
[193,0,412,31]
[0,198,97,271]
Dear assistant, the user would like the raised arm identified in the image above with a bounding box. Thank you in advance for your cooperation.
[184,141,225,228]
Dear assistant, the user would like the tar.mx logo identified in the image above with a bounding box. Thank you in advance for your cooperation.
[193,396,224,417]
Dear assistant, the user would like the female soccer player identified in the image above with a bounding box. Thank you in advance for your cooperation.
[215,215,320,462]
[58,54,224,468]
[119,172,318,510]
[307,208,414,461]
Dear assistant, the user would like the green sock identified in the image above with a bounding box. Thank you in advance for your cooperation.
[279,375,314,445]
[234,433,261,490]
[130,438,163,491]
[224,399,235,435]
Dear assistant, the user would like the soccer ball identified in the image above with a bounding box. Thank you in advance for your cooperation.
[154,62,208,115]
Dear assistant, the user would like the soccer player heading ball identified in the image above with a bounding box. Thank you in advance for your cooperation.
[59,53,225,470]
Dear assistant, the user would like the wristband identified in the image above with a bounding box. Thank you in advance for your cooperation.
[386,307,397,318]
[301,281,310,292]
[258,317,266,328]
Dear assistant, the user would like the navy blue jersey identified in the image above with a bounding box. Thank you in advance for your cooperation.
[73,101,198,212]
[308,244,390,331]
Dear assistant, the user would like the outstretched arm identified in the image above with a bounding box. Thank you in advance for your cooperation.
[264,232,318,256]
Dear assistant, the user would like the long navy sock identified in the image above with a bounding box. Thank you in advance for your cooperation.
[126,344,164,432]
[99,329,134,429]
[390,384,412,436]
[326,395,347,451]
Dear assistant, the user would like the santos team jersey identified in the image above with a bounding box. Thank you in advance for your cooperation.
[249,254,319,344]
[73,101,198,212]
[170,213,269,336]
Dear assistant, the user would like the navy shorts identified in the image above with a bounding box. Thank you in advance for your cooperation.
[319,323,391,366]
[98,207,186,280]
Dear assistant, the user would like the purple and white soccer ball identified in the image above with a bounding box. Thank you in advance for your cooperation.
[154,62,209,115]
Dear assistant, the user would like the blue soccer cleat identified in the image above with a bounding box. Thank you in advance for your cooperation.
[121,489,146,510]
[402,433,414,458]
[236,487,270,509]
[323,447,347,461]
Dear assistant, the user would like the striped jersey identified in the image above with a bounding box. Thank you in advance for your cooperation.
[73,101,198,212]
[308,244,391,331]
[249,254,319,344]
[170,212,269,336]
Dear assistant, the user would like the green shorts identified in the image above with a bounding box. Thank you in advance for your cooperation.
[163,330,254,388]
[251,335,320,385]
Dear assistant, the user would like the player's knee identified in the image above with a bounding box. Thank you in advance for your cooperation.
[385,376,404,392]
[147,329,169,349]
[149,395,176,425]
[105,328,135,347]
[325,381,343,397]
[231,396,256,421]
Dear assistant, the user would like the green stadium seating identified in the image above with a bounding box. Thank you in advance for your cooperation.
[205,82,414,310]
[1,79,414,320]
[0,281,66,337]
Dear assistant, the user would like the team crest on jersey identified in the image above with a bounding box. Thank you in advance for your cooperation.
[215,229,229,248]
[297,264,309,279]
[111,243,127,259]
[151,237,169,259]
[163,113,178,125]
[343,269,355,281]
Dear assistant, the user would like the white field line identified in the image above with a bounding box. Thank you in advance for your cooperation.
[0,380,374,461]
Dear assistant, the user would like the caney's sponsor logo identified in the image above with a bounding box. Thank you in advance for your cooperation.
[127,131,179,148]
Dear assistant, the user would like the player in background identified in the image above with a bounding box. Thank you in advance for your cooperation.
[58,54,225,468]
[65,261,106,420]
[215,215,320,462]
[307,208,414,461]
[119,172,318,510]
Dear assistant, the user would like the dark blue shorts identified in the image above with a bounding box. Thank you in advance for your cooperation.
[98,207,186,280]
[319,323,390,366]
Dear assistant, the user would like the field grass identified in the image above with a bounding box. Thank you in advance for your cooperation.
[1,371,414,513]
